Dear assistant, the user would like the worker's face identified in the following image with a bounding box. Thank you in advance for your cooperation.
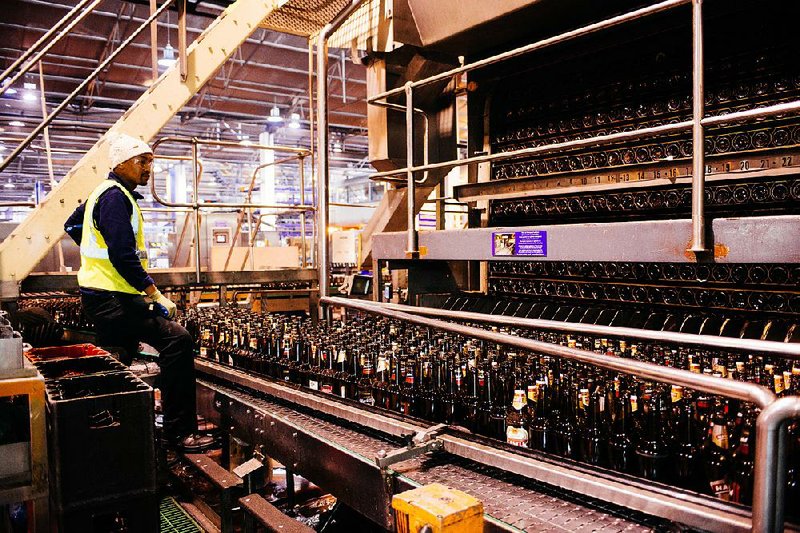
[114,153,154,189]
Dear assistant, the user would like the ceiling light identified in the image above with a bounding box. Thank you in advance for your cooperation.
[23,83,36,90]
[158,44,177,68]
[9,120,25,127]
[23,92,37,102]
[267,105,283,123]
[3,179,15,189]
[332,139,343,153]
[4,88,17,95]
[288,113,301,129]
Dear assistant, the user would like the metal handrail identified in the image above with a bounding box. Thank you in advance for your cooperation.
[365,0,800,259]
[223,154,306,270]
[150,136,315,281]
[367,0,690,104]
[149,137,315,211]
[753,397,800,533]
[366,94,800,181]
[0,202,36,208]
[0,0,102,95]
[316,0,369,316]
[0,0,174,173]
[372,301,800,359]
[321,296,787,533]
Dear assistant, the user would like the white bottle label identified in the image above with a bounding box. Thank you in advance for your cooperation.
[506,426,529,447]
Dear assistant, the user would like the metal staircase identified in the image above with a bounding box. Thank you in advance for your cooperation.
[0,0,291,299]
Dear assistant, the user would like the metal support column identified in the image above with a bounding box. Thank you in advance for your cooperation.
[689,0,707,253]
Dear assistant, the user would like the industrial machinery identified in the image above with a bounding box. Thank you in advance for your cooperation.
[2,1,800,533]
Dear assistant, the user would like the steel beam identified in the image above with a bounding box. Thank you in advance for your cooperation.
[0,0,290,298]
[371,215,800,263]
[20,268,318,292]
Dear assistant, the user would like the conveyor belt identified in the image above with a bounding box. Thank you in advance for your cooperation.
[199,378,669,533]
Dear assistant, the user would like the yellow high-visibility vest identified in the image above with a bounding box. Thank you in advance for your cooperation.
[77,180,147,294]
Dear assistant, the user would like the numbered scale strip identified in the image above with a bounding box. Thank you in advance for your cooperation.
[455,150,800,202]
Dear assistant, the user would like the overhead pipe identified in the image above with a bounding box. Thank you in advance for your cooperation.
[316,0,368,316]
[0,0,175,173]
[0,0,103,96]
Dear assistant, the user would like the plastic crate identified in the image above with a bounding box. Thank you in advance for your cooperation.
[45,371,156,510]
[33,355,127,381]
[54,489,159,533]
[26,343,111,362]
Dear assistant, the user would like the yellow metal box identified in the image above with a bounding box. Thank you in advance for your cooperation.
[392,483,483,533]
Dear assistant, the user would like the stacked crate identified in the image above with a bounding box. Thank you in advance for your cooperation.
[28,344,158,532]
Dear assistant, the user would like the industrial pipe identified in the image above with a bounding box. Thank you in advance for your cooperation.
[405,82,418,258]
[690,0,707,253]
[752,397,800,533]
[370,301,800,359]
[316,0,368,315]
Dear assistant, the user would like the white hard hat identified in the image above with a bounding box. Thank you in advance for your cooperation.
[108,133,152,169]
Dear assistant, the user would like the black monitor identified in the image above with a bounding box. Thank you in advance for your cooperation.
[348,274,372,296]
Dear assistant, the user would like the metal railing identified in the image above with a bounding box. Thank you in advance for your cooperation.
[321,296,796,533]
[371,301,800,359]
[150,137,313,282]
[0,0,174,173]
[316,0,370,317]
[0,0,103,96]
[365,0,800,258]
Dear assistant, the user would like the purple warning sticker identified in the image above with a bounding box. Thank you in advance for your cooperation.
[492,230,547,257]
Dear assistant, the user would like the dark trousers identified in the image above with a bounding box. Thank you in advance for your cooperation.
[80,290,197,441]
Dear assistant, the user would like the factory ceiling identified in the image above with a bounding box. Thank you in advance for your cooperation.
[0,0,371,204]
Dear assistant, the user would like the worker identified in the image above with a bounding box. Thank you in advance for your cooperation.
[64,133,213,452]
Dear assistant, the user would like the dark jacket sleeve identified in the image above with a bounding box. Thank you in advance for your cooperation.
[93,188,155,292]
[64,203,86,245]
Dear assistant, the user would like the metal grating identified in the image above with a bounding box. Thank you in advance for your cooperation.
[205,380,668,533]
[260,0,393,52]
[328,0,393,52]
[260,0,354,37]
[160,497,203,533]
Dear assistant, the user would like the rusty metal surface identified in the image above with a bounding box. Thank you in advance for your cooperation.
[200,378,666,533]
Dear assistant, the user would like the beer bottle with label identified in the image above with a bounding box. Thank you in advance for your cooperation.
[730,425,755,505]
[703,400,733,500]
[357,353,376,406]
[373,353,390,408]
[506,382,530,447]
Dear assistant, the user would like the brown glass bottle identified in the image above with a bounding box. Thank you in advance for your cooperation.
[702,401,732,500]
[635,393,671,482]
